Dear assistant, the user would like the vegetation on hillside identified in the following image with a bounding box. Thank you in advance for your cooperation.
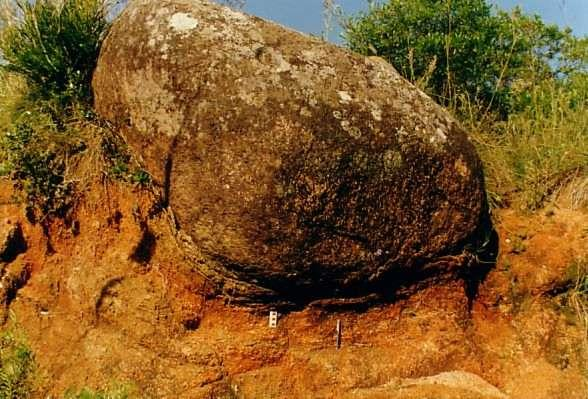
[0,323,36,398]
[0,0,111,108]
[0,0,585,395]
[0,0,149,221]
[344,0,587,211]
[470,76,588,210]
[344,0,586,115]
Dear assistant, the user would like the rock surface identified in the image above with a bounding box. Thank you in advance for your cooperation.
[93,0,490,303]
[347,371,509,399]
[0,219,26,262]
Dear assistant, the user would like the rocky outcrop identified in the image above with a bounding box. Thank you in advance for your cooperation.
[346,371,509,399]
[346,372,509,399]
[0,257,31,323]
[0,219,29,322]
[93,0,491,304]
[0,219,26,262]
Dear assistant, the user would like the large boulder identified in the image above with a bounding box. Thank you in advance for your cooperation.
[93,0,491,304]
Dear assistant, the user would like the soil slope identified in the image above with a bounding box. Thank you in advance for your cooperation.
[0,179,586,398]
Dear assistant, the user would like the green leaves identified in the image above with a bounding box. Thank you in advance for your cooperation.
[0,327,36,399]
[345,0,587,210]
[344,0,586,118]
[0,0,111,108]
[0,1,121,220]
[1,107,82,219]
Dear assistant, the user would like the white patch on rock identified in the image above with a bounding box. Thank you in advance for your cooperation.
[318,66,336,79]
[337,91,353,103]
[299,107,312,117]
[273,52,291,73]
[430,127,448,145]
[340,120,362,139]
[396,126,409,142]
[301,49,326,65]
[257,47,291,73]
[371,106,382,122]
[169,13,199,32]
[349,126,362,139]
[454,158,470,178]
[401,371,508,399]
[383,150,403,171]
[221,6,249,23]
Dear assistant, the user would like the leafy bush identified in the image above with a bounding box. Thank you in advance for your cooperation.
[0,1,149,219]
[0,67,84,218]
[344,0,582,116]
[1,107,86,218]
[0,326,36,399]
[100,130,152,187]
[0,70,150,219]
[0,0,112,109]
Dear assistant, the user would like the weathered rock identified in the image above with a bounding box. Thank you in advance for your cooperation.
[0,219,26,262]
[93,0,491,304]
[346,371,509,399]
[0,257,31,323]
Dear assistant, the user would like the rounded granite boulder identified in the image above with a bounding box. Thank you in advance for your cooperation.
[93,0,491,305]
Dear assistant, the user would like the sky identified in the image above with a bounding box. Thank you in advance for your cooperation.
[236,0,588,43]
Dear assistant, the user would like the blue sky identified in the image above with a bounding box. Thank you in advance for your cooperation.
[238,0,587,43]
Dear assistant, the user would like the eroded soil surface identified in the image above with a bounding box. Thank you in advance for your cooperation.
[0,181,586,398]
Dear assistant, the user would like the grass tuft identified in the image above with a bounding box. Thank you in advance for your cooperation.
[0,322,36,399]
[464,77,587,211]
[0,0,113,109]
[565,258,588,338]
[0,1,149,220]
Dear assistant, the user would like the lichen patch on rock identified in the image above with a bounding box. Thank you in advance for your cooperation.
[168,12,199,32]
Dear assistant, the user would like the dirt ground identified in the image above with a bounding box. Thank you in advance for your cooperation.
[0,180,586,398]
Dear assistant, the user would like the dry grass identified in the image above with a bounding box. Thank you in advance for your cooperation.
[567,259,588,337]
[463,80,588,211]
[555,175,588,210]
[564,258,588,376]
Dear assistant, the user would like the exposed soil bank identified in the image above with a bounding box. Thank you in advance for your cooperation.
[0,180,585,398]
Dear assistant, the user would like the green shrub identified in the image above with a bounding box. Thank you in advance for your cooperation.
[0,326,36,399]
[0,0,110,216]
[344,0,581,117]
[344,0,587,210]
[100,131,152,187]
[0,71,149,219]
[1,101,88,217]
[0,0,112,109]
[0,1,148,219]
